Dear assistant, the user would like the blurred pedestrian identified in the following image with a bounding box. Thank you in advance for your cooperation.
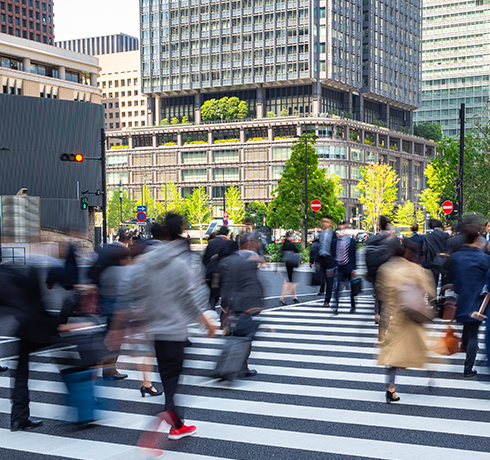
[448,224,490,377]
[309,237,325,296]
[279,232,300,306]
[0,265,59,431]
[332,221,357,314]
[317,216,337,308]
[376,239,435,402]
[408,223,425,265]
[423,219,449,287]
[132,213,217,441]
[202,225,237,310]
[219,232,264,378]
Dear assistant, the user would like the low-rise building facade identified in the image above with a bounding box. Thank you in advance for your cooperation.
[0,33,101,102]
[106,117,435,221]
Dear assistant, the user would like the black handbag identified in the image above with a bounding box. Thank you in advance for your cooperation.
[350,278,362,297]
[311,268,325,286]
[231,314,261,338]
[283,251,300,268]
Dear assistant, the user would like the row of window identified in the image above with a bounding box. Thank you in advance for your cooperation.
[0,24,51,42]
[0,0,51,11]
[102,90,139,99]
[103,100,146,109]
[106,120,146,130]
[100,78,138,89]
[105,110,146,119]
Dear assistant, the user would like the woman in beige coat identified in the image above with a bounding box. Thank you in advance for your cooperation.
[376,239,436,403]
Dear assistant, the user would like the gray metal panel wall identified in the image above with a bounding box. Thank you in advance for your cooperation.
[0,94,103,233]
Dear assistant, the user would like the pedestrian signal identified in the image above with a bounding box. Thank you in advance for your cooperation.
[80,196,88,210]
[60,153,84,162]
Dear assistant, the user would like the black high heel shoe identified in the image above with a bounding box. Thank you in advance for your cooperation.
[140,386,163,397]
[385,390,400,404]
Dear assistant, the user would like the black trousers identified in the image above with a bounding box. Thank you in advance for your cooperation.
[333,268,355,310]
[318,255,336,304]
[462,322,480,373]
[11,339,44,426]
[154,340,185,428]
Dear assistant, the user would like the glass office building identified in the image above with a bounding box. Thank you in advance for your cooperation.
[414,0,490,137]
[140,0,422,131]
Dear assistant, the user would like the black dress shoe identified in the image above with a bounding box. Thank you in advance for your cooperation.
[245,369,257,377]
[0,366,8,372]
[111,372,128,380]
[11,419,43,432]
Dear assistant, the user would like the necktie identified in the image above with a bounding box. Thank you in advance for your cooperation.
[339,237,349,265]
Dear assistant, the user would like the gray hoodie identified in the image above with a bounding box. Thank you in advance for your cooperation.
[130,240,208,341]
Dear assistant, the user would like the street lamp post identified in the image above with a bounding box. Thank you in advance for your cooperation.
[457,103,465,223]
[119,180,123,224]
[222,168,226,216]
[101,129,107,245]
[304,136,308,249]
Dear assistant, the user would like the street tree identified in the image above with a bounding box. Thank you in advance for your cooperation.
[157,181,185,216]
[267,136,345,237]
[414,122,443,142]
[426,133,490,216]
[184,186,211,244]
[357,163,399,232]
[393,200,424,228]
[107,189,136,231]
[224,185,245,225]
[245,201,268,227]
[419,187,441,220]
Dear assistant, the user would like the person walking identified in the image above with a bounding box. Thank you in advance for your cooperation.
[423,219,449,287]
[279,232,300,306]
[309,237,325,296]
[376,239,435,402]
[131,214,217,442]
[317,216,337,308]
[408,223,425,266]
[202,225,237,310]
[332,221,357,314]
[448,224,490,377]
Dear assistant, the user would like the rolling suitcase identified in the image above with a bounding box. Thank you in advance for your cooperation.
[214,336,252,381]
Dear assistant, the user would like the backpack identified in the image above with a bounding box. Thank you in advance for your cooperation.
[364,244,390,283]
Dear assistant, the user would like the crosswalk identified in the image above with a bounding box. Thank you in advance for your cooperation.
[1,294,490,459]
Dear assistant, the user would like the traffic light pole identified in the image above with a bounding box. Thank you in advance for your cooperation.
[457,103,465,224]
[304,136,308,250]
[101,128,107,245]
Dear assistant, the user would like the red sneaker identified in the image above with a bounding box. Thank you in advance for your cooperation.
[168,424,197,440]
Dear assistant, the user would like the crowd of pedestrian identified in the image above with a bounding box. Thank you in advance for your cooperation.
[1,211,490,448]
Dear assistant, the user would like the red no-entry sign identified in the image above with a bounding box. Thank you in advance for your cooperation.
[311,200,322,212]
[442,200,453,215]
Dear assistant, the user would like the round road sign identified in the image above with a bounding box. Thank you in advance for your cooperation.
[223,219,229,226]
[136,211,147,222]
[442,200,453,215]
[311,200,322,212]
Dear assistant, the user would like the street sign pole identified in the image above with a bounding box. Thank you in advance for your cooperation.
[313,211,316,239]
[457,103,465,223]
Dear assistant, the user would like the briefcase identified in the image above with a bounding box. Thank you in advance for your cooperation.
[350,278,362,297]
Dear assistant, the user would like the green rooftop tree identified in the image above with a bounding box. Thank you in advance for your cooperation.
[201,97,248,121]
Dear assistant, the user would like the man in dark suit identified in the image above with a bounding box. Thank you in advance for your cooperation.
[317,216,338,308]
[0,265,58,431]
[423,219,449,286]
[409,223,425,265]
[203,226,237,310]
[332,221,357,314]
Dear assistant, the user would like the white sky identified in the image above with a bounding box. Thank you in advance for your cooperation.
[54,0,140,41]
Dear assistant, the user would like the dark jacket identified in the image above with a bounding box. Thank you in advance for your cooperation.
[335,235,357,273]
[203,236,236,267]
[449,246,490,322]
[220,251,264,313]
[408,232,425,265]
[0,266,58,343]
[423,228,449,268]
[309,240,320,264]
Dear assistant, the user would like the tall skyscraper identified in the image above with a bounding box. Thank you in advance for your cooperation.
[0,0,54,44]
[55,33,139,56]
[414,0,490,136]
[140,0,422,131]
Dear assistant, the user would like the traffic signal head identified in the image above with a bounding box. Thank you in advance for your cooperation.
[60,153,84,162]
[80,196,88,210]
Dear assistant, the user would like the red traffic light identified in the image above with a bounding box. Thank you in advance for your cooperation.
[60,153,84,162]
